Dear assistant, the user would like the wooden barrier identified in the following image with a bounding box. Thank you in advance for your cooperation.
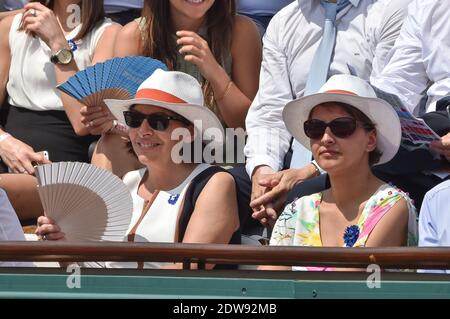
[1,242,450,270]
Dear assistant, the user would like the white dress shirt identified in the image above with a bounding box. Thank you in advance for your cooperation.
[244,0,411,177]
[0,188,31,267]
[237,0,293,16]
[419,179,450,273]
[372,0,450,115]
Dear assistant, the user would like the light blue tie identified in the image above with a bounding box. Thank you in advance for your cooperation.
[290,0,350,168]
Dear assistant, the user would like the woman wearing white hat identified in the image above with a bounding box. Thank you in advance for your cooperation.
[266,75,418,271]
[36,70,240,269]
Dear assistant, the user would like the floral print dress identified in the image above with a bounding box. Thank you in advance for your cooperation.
[270,184,418,271]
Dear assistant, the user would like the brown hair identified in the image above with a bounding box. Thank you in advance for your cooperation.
[30,0,105,40]
[311,102,383,165]
[141,0,236,106]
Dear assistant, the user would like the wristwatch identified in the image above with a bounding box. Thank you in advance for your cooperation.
[50,48,74,65]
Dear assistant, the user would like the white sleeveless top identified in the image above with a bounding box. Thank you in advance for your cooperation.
[6,14,114,111]
[106,164,211,269]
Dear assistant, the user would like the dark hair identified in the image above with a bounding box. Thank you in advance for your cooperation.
[141,0,235,106]
[31,0,105,40]
[312,102,383,165]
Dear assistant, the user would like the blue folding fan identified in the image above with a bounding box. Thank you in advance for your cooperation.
[57,56,168,107]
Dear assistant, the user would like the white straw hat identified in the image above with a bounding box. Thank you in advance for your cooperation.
[104,69,224,143]
[283,74,401,165]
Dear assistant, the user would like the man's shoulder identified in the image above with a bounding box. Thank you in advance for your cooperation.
[425,179,450,202]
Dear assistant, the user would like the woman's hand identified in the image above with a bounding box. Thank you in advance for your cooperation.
[80,105,115,135]
[176,30,223,82]
[36,215,66,241]
[0,135,51,174]
[21,2,68,52]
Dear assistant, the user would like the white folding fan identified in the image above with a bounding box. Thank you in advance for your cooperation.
[35,162,133,242]
[57,56,168,107]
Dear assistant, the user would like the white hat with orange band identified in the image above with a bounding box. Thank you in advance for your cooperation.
[104,69,224,143]
[283,74,402,165]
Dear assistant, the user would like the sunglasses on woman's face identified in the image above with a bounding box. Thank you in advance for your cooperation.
[124,111,189,131]
[304,117,362,139]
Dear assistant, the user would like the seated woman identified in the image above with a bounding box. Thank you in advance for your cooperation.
[36,70,240,269]
[265,74,418,271]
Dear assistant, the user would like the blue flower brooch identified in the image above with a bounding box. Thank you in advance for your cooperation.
[343,225,360,247]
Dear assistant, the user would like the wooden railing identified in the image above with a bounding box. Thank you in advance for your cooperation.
[1,242,450,270]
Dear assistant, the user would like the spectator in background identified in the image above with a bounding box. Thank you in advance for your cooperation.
[0,0,120,221]
[371,0,450,116]
[418,177,450,284]
[89,0,261,178]
[104,0,143,26]
[418,177,450,274]
[419,180,450,257]
[237,0,412,238]
[237,0,292,36]
[116,0,261,129]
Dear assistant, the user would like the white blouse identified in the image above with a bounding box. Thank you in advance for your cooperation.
[6,14,114,111]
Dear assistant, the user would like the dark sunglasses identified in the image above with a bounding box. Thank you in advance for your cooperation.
[304,117,372,139]
[124,111,190,131]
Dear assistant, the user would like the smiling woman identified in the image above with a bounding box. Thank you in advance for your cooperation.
[36,70,241,270]
[262,75,418,271]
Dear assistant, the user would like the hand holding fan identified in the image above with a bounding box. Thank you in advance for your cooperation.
[35,162,133,242]
[57,56,168,107]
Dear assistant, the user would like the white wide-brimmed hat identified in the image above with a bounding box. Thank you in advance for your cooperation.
[283,74,401,165]
[104,69,224,143]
